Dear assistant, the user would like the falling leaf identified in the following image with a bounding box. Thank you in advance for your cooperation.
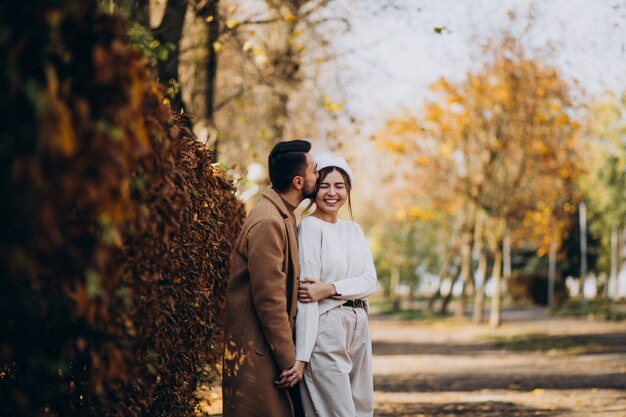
[225,19,238,29]
[212,41,223,53]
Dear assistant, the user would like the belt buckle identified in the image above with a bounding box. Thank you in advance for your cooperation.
[353,299,364,308]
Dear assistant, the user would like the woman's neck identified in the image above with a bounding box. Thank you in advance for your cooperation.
[312,210,338,224]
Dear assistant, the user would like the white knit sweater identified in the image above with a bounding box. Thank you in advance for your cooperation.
[295,216,377,362]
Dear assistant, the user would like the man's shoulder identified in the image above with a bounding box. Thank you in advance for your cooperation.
[248,197,283,222]
[241,199,287,237]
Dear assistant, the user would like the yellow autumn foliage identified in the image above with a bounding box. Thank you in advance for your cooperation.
[323,96,343,114]
[375,34,582,259]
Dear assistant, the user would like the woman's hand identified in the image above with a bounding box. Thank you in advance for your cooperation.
[298,278,336,303]
[275,361,306,388]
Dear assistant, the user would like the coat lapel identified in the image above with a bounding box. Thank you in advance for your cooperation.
[284,216,299,319]
[262,188,299,320]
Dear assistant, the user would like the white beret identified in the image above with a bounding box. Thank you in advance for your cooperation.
[314,153,354,186]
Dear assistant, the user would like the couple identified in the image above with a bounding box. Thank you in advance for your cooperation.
[222,140,377,417]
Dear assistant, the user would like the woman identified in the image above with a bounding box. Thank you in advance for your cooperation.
[287,154,377,416]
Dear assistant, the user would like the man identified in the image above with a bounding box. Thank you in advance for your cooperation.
[222,140,318,417]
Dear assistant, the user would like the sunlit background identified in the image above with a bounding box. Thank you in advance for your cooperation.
[179,0,626,314]
[4,1,626,416]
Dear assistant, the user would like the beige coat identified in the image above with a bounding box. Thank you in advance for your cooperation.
[222,187,300,417]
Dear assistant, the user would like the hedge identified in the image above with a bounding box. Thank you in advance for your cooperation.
[0,1,245,416]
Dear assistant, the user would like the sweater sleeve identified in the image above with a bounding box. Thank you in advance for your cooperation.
[247,218,296,370]
[295,220,322,362]
[332,222,378,300]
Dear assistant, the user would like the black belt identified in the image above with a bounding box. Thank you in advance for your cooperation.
[343,299,365,308]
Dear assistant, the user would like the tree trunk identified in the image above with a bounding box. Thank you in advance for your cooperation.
[428,284,442,312]
[129,0,149,26]
[270,91,290,142]
[472,248,488,323]
[408,280,418,303]
[503,231,512,279]
[195,0,220,160]
[610,225,618,300]
[441,272,460,315]
[455,232,472,319]
[429,245,451,311]
[489,243,503,328]
[263,1,302,143]
[383,273,392,299]
[548,237,557,308]
[472,213,486,323]
[390,264,401,312]
[617,227,624,299]
[154,0,188,111]
[455,207,476,319]
[579,201,588,307]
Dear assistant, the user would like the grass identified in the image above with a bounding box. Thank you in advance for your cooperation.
[369,299,452,322]
[482,333,603,353]
[555,298,626,321]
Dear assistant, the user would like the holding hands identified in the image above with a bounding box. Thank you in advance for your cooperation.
[275,361,305,388]
[279,278,335,389]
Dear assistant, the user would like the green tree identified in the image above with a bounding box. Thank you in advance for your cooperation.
[583,92,626,300]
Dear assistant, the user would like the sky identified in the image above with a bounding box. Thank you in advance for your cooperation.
[328,0,626,130]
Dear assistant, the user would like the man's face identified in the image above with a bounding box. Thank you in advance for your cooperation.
[301,152,319,199]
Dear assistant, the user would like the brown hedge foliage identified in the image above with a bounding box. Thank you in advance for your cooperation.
[0,1,244,416]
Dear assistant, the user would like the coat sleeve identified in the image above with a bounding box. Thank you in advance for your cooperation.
[331,223,378,300]
[295,220,323,362]
[247,218,296,370]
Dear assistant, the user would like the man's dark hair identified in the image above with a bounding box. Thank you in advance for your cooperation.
[268,140,312,192]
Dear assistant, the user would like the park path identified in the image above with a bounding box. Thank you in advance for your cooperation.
[371,308,626,417]
[200,308,626,416]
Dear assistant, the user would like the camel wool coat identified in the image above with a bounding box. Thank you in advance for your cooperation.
[222,187,300,417]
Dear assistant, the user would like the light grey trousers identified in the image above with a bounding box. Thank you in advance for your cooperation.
[299,305,374,417]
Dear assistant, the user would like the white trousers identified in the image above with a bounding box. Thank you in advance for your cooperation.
[300,305,374,417]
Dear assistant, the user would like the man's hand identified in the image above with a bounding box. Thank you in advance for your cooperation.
[275,361,305,388]
[298,278,336,303]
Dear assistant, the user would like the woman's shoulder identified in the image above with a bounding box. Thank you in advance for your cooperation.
[299,215,319,226]
[338,218,364,232]
[298,215,325,233]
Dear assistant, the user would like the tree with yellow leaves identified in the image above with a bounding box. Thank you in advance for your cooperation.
[211,0,346,173]
[378,33,582,326]
[374,110,471,316]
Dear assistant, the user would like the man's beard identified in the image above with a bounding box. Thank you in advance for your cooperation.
[302,182,317,200]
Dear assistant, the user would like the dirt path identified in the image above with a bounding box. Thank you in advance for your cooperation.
[200,308,626,416]
[371,308,626,417]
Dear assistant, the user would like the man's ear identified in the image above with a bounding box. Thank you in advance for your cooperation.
[292,176,303,191]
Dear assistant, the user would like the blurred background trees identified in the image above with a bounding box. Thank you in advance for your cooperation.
[375,33,585,325]
[3,0,626,414]
[115,0,348,171]
[583,92,626,299]
[103,2,626,322]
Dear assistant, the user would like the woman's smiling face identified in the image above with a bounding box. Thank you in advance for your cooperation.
[315,169,348,217]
